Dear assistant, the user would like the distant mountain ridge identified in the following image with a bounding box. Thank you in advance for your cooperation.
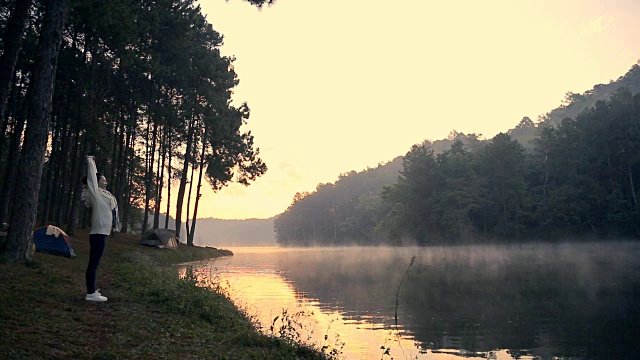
[146,213,276,247]
[191,217,276,247]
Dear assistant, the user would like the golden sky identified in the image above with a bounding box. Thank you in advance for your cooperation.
[179,0,640,220]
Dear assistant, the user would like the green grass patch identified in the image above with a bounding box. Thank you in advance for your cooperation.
[0,228,333,359]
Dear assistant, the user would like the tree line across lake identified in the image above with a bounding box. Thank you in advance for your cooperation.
[275,65,640,246]
[0,0,273,261]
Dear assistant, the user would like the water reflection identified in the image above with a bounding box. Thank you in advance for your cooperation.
[181,242,640,360]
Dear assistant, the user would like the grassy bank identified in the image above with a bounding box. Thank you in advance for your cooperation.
[0,228,330,359]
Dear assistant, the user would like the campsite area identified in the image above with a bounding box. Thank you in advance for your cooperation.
[0,228,328,359]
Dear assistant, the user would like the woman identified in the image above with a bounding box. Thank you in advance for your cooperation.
[82,156,120,302]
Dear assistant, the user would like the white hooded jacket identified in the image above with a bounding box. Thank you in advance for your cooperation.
[84,157,120,235]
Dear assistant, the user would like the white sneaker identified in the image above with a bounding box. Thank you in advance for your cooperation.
[85,291,108,302]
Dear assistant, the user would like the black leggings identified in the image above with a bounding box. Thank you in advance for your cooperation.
[86,233,107,294]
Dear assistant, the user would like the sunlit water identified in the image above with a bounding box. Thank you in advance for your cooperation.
[179,242,640,360]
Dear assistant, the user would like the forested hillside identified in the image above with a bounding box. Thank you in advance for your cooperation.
[0,0,271,260]
[548,64,640,126]
[275,65,640,246]
[275,157,403,245]
[508,63,640,151]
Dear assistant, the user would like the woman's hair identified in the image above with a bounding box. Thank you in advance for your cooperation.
[82,173,102,185]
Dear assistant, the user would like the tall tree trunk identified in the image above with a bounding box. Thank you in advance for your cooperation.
[121,127,136,234]
[164,133,172,229]
[153,127,166,229]
[65,131,87,235]
[147,121,157,225]
[188,136,208,246]
[0,70,26,174]
[110,120,118,186]
[185,138,198,245]
[0,0,33,129]
[4,0,68,262]
[41,112,61,225]
[119,113,136,234]
[54,115,72,225]
[115,109,127,201]
[141,121,150,233]
[629,165,638,212]
[175,115,194,241]
[65,38,88,234]
[64,128,80,230]
[141,120,157,233]
[542,155,549,197]
[49,79,70,225]
[0,100,27,226]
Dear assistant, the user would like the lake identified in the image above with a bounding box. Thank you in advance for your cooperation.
[180,242,640,359]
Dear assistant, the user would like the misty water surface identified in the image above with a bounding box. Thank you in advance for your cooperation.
[183,242,640,360]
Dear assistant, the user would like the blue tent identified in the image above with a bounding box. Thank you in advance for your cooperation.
[33,226,76,258]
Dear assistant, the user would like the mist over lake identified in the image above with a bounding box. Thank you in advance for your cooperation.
[185,241,640,360]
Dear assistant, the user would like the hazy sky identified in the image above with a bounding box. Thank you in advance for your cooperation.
[183,0,640,220]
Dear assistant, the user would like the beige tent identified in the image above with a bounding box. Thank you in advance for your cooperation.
[140,229,178,249]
